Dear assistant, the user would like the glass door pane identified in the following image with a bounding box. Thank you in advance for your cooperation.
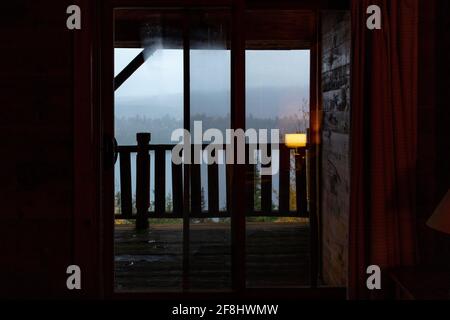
[245,10,312,288]
[188,9,232,291]
[245,49,311,288]
[113,8,232,293]
[114,9,184,292]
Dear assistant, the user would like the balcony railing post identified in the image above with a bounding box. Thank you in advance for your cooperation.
[136,132,151,230]
[295,148,307,216]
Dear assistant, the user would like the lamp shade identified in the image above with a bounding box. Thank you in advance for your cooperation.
[285,133,307,149]
[427,190,450,235]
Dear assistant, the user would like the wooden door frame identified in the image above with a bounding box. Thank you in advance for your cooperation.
[73,0,345,299]
[73,0,103,298]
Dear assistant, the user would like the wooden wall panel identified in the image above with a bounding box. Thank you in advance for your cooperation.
[320,11,350,287]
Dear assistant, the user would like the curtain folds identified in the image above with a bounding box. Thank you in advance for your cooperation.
[349,0,418,299]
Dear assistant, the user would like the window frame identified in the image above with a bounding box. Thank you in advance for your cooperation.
[71,0,345,299]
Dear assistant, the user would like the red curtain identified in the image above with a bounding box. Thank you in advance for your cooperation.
[349,0,418,299]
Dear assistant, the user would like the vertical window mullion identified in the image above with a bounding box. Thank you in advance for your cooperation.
[230,0,246,292]
[182,9,191,292]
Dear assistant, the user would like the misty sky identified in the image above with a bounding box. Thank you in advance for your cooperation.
[114,48,310,98]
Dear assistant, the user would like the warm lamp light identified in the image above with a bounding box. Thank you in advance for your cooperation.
[285,133,307,149]
[427,190,450,235]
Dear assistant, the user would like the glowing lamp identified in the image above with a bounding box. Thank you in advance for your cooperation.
[285,133,307,149]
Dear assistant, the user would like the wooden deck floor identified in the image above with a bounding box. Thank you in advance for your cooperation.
[114,222,310,291]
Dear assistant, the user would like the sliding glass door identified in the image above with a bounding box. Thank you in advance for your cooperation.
[113,8,232,292]
[107,4,318,294]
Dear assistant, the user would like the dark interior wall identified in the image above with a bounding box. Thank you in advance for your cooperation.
[417,0,450,268]
[0,1,76,298]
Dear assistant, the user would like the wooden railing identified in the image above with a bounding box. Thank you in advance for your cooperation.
[114,133,308,224]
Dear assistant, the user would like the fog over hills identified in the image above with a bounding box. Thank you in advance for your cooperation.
[115,86,309,120]
[115,86,309,145]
